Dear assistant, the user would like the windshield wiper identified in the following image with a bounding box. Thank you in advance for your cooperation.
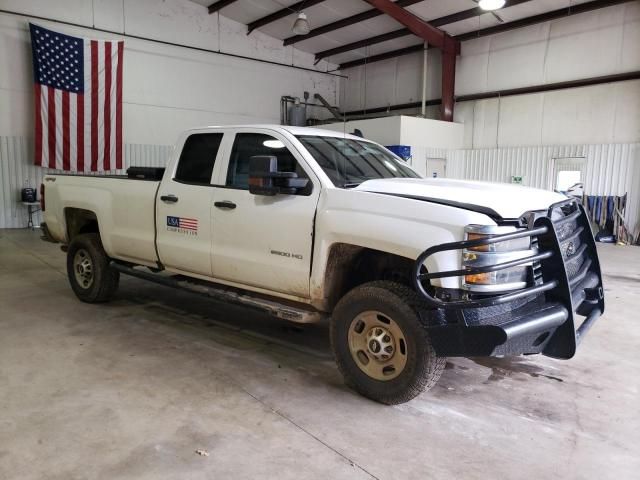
[342,182,362,189]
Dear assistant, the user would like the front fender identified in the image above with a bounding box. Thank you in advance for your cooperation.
[310,189,496,302]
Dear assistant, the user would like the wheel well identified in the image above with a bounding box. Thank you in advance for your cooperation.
[65,208,99,242]
[322,244,415,310]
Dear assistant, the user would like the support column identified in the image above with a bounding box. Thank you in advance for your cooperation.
[421,43,428,117]
[441,36,458,122]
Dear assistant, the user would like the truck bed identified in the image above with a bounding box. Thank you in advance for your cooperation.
[43,169,162,267]
[44,167,166,181]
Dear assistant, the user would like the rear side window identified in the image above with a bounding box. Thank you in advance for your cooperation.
[226,133,308,190]
[175,133,223,184]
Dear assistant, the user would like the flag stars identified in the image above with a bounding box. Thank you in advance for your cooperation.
[32,27,85,92]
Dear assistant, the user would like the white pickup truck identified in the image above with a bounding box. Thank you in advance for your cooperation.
[41,125,604,404]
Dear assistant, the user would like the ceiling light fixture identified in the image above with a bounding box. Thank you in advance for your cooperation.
[478,0,506,10]
[292,12,310,35]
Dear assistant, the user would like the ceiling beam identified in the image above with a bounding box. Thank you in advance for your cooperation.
[338,0,632,70]
[359,0,458,52]
[247,0,327,34]
[316,28,411,61]
[208,0,239,14]
[315,0,533,61]
[283,0,423,46]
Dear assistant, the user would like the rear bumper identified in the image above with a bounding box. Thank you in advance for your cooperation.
[40,222,58,243]
[414,199,604,359]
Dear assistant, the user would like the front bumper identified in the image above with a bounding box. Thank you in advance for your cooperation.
[413,198,604,359]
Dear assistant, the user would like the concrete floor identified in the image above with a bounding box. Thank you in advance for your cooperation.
[0,229,638,480]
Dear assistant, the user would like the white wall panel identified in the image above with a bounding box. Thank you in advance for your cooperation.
[454,79,640,148]
[0,136,172,228]
[457,2,640,95]
[485,23,550,92]
[543,3,626,83]
[339,48,441,113]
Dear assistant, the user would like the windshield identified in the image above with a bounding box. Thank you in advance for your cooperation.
[296,135,421,188]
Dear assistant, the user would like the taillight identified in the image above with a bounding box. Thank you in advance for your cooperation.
[40,183,45,211]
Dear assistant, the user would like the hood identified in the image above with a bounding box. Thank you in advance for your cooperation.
[355,178,567,219]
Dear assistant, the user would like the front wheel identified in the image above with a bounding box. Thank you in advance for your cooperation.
[66,233,119,303]
[330,281,445,405]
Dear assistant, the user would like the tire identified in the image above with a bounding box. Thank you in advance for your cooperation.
[330,281,445,405]
[66,233,119,303]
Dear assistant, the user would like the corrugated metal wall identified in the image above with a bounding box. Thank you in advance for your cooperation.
[448,145,584,190]
[448,143,640,235]
[0,136,173,228]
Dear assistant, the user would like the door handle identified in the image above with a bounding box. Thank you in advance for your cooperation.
[160,194,178,203]
[214,201,236,210]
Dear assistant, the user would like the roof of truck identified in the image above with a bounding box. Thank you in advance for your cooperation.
[184,124,369,141]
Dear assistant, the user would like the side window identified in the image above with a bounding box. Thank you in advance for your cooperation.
[226,133,308,191]
[174,133,224,184]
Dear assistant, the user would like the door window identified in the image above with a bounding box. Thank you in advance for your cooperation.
[174,133,224,185]
[556,171,582,191]
[226,133,309,192]
[553,157,585,194]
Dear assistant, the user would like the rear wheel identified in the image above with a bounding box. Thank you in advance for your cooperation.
[66,233,119,303]
[331,281,445,404]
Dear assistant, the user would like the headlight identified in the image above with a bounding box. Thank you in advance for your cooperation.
[462,225,535,293]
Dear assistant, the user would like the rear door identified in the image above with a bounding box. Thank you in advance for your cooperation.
[156,131,224,277]
[210,129,320,298]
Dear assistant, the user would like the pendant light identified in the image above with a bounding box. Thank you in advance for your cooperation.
[478,0,506,10]
[292,12,310,35]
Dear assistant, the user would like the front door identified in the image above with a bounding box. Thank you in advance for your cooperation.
[156,132,224,277]
[425,157,446,178]
[211,130,319,298]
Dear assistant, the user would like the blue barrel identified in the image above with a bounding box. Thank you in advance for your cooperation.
[385,145,411,161]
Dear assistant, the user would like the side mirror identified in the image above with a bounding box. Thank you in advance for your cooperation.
[248,155,309,196]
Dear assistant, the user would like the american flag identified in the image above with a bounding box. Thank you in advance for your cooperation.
[167,216,198,232]
[30,24,123,172]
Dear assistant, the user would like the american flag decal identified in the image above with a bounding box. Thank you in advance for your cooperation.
[167,216,198,232]
[30,23,123,172]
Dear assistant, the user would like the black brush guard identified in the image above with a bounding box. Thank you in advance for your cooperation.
[412,198,605,359]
